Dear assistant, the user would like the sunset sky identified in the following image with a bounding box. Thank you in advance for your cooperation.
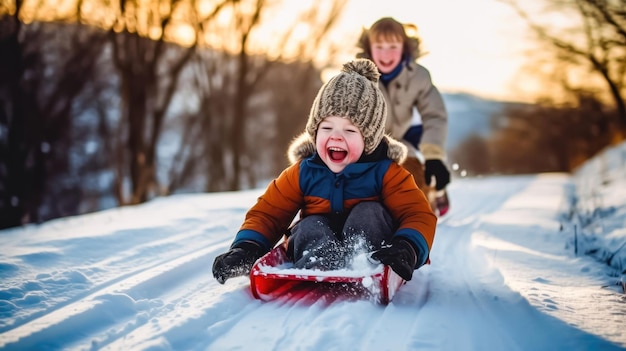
[332,0,541,102]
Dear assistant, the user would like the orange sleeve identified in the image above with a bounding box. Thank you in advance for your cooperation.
[381,162,438,249]
[240,162,304,246]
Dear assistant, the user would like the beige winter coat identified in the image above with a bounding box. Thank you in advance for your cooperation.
[378,60,448,161]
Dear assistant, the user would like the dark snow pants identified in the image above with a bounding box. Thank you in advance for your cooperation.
[287,202,394,270]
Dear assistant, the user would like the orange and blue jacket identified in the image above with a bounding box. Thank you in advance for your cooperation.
[232,136,437,266]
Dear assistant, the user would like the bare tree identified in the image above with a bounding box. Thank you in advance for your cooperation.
[0,2,108,228]
[0,8,33,228]
[162,0,347,193]
[0,0,349,227]
[201,0,347,191]
[501,0,626,132]
[94,0,227,205]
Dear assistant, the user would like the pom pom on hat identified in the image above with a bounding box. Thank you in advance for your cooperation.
[306,58,387,155]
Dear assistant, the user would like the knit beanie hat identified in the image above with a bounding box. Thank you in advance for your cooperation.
[306,59,387,155]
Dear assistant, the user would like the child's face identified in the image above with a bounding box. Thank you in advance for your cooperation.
[316,116,364,173]
[370,35,403,74]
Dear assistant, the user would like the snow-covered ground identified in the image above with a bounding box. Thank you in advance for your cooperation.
[1,143,625,351]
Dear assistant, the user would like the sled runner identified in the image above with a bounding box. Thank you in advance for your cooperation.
[249,243,405,304]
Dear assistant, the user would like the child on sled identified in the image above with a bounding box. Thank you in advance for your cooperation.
[213,59,437,284]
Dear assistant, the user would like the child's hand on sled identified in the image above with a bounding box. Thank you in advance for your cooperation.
[212,241,266,284]
[370,238,418,281]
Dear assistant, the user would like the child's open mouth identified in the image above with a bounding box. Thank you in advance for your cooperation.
[328,147,347,162]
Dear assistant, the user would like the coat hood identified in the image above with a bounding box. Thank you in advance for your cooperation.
[287,132,407,165]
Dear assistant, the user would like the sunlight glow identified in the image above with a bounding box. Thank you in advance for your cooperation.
[168,24,195,47]
[330,0,543,102]
[16,0,558,103]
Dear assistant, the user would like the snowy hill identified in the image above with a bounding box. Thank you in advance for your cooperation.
[0,142,625,350]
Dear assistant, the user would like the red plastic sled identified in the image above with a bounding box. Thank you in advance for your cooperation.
[249,244,405,304]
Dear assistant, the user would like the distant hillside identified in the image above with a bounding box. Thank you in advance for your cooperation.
[442,92,507,150]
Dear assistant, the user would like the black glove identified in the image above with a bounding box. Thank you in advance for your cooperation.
[370,238,418,281]
[212,241,266,284]
[425,159,450,190]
